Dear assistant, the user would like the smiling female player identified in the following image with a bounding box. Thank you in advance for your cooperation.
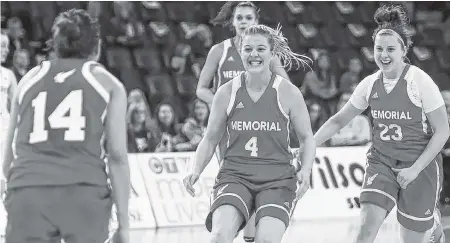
[184,24,314,243]
[196,2,292,241]
[314,5,448,243]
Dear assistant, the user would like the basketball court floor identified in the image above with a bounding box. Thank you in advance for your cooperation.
[126,216,450,243]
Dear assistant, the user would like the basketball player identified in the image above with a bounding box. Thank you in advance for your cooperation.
[2,9,130,243]
[0,31,17,198]
[197,3,291,240]
[184,25,315,243]
[314,5,448,243]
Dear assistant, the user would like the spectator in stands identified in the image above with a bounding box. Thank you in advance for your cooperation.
[105,1,145,47]
[329,93,371,146]
[127,89,150,112]
[339,57,363,94]
[176,99,210,151]
[301,51,340,118]
[440,90,450,205]
[127,102,158,153]
[5,17,28,66]
[11,48,30,80]
[170,43,192,75]
[153,101,185,152]
[308,100,327,134]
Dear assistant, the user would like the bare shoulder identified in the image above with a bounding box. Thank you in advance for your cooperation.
[208,41,225,59]
[214,77,233,102]
[86,61,125,94]
[277,76,303,115]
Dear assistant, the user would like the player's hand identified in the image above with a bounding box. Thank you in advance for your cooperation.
[111,227,129,243]
[183,173,199,197]
[391,166,421,189]
[295,169,311,199]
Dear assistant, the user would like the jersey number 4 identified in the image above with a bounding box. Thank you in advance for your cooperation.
[29,90,86,144]
[245,136,258,157]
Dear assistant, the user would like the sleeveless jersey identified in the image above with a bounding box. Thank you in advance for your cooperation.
[368,65,433,162]
[222,73,294,183]
[212,38,245,93]
[9,59,110,188]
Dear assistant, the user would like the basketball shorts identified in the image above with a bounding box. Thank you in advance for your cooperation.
[205,174,298,232]
[360,147,443,232]
[5,184,112,243]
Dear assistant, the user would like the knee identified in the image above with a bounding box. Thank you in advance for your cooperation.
[209,231,234,243]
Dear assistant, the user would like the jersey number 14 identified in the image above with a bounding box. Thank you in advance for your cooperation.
[29,90,86,143]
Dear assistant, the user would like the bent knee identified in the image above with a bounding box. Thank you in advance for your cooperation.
[209,231,235,243]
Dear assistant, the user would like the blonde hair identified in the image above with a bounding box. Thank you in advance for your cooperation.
[241,24,312,71]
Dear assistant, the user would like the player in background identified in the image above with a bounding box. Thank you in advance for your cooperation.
[0,31,17,198]
[184,24,315,243]
[313,5,448,243]
[196,3,292,240]
[2,9,130,243]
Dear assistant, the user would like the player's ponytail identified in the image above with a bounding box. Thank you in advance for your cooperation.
[51,9,100,59]
[372,5,412,52]
[241,24,312,71]
[210,1,259,29]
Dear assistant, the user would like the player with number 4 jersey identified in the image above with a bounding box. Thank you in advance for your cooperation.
[184,25,315,243]
[2,9,130,243]
[314,5,448,243]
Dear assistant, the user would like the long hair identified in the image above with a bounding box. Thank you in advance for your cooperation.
[241,24,312,71]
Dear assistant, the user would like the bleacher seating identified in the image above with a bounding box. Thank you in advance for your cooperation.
[2,1,449,122]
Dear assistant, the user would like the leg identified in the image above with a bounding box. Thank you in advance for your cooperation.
[254,178,297,243]
[206,182,253,242]
[357,150,399,243]
[4,187,61,243]
[353,204,389,243]
[209,205,244,243]
[58,185,112,243]
[255,217,286,243]
[397,157,443,243]
[243,213,256,242]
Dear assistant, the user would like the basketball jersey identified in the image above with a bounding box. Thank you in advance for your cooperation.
[222,73,294,183]
[1,66,15,127]
[212,38,245,93]
[8,59,110,189]
[368,65,433,162]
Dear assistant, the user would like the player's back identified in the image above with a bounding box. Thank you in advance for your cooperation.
[212,38,245,93]
[221,74,294,184]
[9,59,110,189]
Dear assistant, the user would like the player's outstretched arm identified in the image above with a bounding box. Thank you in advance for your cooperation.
[192,83,230,176]
[196,44,223,106]
[2,66,41,178]
[96,67,130,230]
[282,82,315,172]
[314,76,370,146]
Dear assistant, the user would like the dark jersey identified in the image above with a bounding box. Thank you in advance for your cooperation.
[369,65,433,162]
[9,59,110,188]
[221,73,294,183]
[212,38,245,93]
